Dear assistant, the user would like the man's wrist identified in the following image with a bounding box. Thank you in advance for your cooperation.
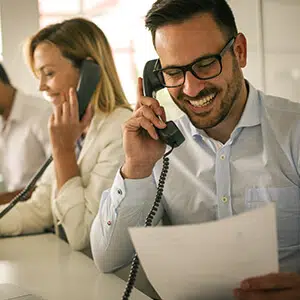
[121,160,154,179]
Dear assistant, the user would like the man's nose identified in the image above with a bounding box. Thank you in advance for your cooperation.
[182,71,205,98]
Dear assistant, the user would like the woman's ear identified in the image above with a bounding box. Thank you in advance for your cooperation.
[233,33,247,68]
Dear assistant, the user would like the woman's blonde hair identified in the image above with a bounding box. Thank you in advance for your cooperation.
[26,18,131,113]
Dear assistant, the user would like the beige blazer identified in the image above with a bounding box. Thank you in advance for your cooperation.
[0,107,132,253]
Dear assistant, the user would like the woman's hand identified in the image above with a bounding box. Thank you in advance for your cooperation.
[49,87,93,154]
[49,87,93,191]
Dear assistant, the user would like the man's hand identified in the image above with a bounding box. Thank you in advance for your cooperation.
[233,272,300,300]
[121,77,167,179]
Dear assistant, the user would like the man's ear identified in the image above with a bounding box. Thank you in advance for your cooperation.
[233,33,247,68]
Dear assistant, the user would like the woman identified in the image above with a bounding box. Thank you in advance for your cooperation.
[0,18,132,254]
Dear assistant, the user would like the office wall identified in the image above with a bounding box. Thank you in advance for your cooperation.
[229,0,300,102]
[228,0,265,91]
[263,0,300,102]
[0,0,40,95]
[0,0,299,103]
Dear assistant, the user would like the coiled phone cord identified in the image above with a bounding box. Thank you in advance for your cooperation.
[122,147,174,300]
[0,156,53,219]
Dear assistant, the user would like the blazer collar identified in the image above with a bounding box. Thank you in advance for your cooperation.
[77,111,107,164]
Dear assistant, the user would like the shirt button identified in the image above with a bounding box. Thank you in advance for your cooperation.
[220,154,225,160]
[117,189,123,195]
[221,196,228,203]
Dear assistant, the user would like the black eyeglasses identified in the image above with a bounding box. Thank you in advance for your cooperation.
[153,37,236,88]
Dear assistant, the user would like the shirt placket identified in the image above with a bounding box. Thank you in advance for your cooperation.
[216,144,233,219]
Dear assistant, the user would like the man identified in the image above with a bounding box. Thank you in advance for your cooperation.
[0,64,51,204]
[90,0,300,299]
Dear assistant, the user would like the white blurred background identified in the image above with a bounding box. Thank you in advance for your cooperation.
[0,0,299,119]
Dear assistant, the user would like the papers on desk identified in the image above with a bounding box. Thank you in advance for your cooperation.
[129,203,278,300]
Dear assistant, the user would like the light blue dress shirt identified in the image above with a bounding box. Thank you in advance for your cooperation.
[90,82,300,273]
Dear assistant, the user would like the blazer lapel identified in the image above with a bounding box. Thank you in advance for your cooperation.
[77,112,106,165]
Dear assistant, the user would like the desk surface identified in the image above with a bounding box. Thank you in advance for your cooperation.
[0,234,150,300]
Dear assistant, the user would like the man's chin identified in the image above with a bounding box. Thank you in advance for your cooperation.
[188,113,224,130]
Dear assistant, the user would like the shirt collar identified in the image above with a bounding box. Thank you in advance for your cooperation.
[189,80,261,139]
[235,81,261,129]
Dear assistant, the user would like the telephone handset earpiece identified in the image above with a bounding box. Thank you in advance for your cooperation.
[142,59,185,148]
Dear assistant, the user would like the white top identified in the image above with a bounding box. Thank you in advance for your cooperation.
[0,90,51,192]
[0,107,132,253]
[0,233,150,300]
[91,82,300,274]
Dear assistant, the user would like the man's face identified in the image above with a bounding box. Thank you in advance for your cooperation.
[155,13,247,129]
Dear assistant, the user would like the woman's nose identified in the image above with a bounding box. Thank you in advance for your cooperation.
[39,77,47,92]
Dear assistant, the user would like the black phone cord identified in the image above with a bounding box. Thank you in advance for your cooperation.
[0,155,53,219]
[122,147,174,300]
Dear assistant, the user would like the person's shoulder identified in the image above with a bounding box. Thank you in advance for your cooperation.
[261,92,300,117]
[103,106,133,124]
[15,90,51,123]
[92,106,132,136]
[17,90,51,114]
[260,92,300,139]
[110,106,133,119]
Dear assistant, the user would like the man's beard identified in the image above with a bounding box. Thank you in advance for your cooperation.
[171,58,243,130]
[0,106,5,116]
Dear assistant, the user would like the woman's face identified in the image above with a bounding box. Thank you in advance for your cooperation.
[33,42,80,106]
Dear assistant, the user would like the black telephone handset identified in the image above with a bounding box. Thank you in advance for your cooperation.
[142,59,185,148]
[77,59,101,120]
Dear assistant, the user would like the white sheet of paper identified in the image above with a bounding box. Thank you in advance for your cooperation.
[129,203,279,300]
